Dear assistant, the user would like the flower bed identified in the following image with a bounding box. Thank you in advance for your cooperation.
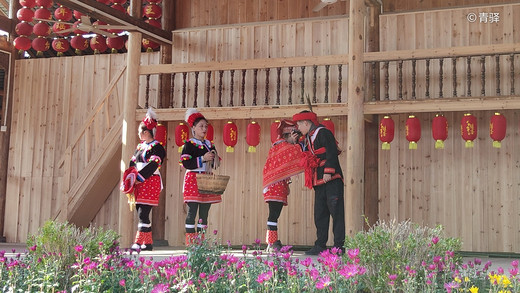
[0,220,519,292]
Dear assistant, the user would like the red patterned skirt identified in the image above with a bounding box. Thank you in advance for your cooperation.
[183,172,222,204]
[263,179,290,205]
[134,175,162,206]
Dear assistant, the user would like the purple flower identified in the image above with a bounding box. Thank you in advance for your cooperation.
[29,245,37,252]
[256,271,273,283]
[213,229,218,235]
[74,245,83,252]
[151,283,169,293]
[509,267,518,276]
[474,258,482,265]
[200,272,206,279]
[301,257,313,267]
[511,260,519,268]
[242,245,248,253]
[119,279,126,287]
[388,274,397,281]
[432,236,439,244]
[254,238,261,245]
[444,281,460,293]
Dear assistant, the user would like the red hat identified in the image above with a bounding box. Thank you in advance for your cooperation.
[185,108,206,127]
[142,107,158,130]
[277,119,296,139]
[292,111,319,125]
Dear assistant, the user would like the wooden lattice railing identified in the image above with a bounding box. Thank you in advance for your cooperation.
[138,43,520,118]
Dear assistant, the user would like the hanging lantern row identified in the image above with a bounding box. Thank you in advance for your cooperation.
[379,113,507,150]
[14,0,162,55]
[173,118,335,154]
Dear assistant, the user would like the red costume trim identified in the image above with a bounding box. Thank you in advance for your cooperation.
[292,112,319,125]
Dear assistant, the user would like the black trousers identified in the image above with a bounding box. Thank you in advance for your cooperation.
[267,201,284,231]
[136,204,153,232]
[185,202,211,233]
[313,179,345,248]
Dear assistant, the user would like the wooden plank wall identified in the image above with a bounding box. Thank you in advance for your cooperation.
[378,4,520,252]
[379,4,520,101]
[174,0,350,29]
[382,0,520,13]
[4,52,160,243]
[170,17,349,109]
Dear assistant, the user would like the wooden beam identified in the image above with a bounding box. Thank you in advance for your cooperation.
[364,43,520,62]
[140,54,350,75]
[364,96,520,114]
[0,15,12,33]
[364,0,382,7]
[56,0,172,45]
[135,104,349,122]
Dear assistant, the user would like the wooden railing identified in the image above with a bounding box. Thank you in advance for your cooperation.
[137,43,520,120]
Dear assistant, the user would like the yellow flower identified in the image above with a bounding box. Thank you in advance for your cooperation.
[464,277,470,283]
[454,276,461,283]
[501,276,511,288]
[469,286,479,293]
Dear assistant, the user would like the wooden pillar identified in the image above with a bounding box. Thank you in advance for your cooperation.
[345,0,366,235]
[364,3,381,229]
[119,0,142,247]
[151,0,174,244]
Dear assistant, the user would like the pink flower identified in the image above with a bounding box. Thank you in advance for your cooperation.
[29,245,37,252]
[511,260,519,268]
[74,245,83,252]
[316,276,331,289]
[256,271,272,284]
[388,274,397,281]
[199,272,206,279]
[347,248,359,260]
[119,279,126,287]
[432,236,439,244]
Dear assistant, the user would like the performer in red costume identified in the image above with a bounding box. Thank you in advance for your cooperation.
[179,108,221,245]
[121,108,166,251]
[262,119,304,251]
[293,110,344,255]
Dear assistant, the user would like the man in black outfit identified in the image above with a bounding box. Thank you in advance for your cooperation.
[293,110,345,255]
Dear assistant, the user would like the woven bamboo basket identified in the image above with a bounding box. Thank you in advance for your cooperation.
[196,173,230,195]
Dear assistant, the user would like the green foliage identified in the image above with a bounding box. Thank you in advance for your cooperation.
[344,218,462,292]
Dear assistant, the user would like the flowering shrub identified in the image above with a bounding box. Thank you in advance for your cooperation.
[1,220,519,292]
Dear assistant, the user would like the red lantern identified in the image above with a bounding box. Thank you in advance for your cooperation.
[70,35,88,54]
[490,112,506,148]
[52,22,72,37]
[35,0,53,9]
[54,6,72,22]
[432,114,448,149]
[33,22,50,37]
[107,35,125,53]
[16,22,33,36]
[142,38,159,52]
[90,35,107,54]
[31,37,50,56]
[145,18,161,28]
[175,122,189,153]
[143,3,162,19]
[34,8,51,20]
[52,38,69,56]
[19,0,37,8]
[72,20,88,34]
[461,113,477,148]
[206,123,214,142]
[110,3,126,13]
[270,120,280,143]
[321,118,335,136]
[17,7,34,22]
[406,115,421,150]
[223,121,238,152]
[155,123,167,146]
[379,115,394,150]
[14,36,32,52]
[73,10,83,20]
[246,121,261,153]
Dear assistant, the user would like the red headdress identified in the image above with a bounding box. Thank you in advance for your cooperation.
[142,107,158,130]
[292,111,319,125]
[185,108,206,127]
[276,119,296,139]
